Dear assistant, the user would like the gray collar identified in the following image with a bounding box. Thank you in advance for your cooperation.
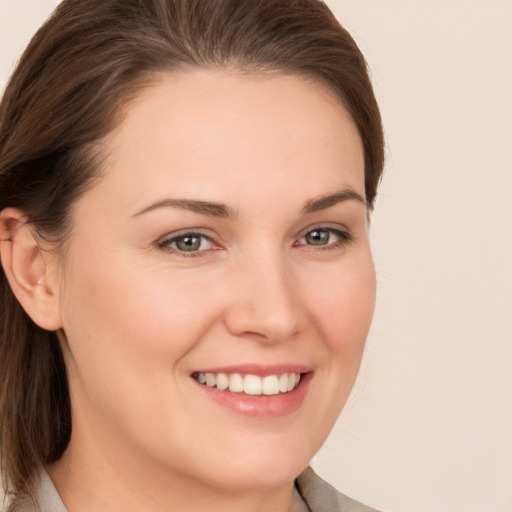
[296,467,381,512]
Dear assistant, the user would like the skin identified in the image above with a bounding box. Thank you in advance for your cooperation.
[1,70,376,512]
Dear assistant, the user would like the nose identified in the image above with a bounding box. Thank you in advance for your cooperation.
[223,251,303,344]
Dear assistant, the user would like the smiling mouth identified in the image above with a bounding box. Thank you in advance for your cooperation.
[192,372,301,396]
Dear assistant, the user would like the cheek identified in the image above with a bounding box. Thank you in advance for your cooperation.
[61,266,218,364]
[58,259,225,447]
[295,255,376,452]
[58,252,227,416]
[305,256,376,359]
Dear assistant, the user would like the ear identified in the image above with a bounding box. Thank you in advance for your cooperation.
[0,208,63,331]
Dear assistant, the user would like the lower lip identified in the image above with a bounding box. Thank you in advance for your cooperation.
[193,373,313,417]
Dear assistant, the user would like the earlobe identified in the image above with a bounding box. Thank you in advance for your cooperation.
[0,208,63,331]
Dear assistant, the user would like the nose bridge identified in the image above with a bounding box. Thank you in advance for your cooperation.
[225,244,301,342]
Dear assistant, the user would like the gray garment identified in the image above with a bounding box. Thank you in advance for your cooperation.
[296,467,381,512]
[3,466,381,512]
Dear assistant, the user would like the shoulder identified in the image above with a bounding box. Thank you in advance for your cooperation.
[296,467,382,512]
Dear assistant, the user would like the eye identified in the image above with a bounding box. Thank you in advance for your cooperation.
[296,228,352,249]
[158,232,214,254]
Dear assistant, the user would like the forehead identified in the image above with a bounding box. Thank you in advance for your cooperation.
[91,70,365,214]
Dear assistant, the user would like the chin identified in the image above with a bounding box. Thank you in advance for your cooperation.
[201,456,309,492]
[181,430,321,492]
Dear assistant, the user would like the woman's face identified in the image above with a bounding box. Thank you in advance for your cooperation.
[54,70,375,491]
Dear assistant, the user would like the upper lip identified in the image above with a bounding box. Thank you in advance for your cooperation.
[192,364,312,377]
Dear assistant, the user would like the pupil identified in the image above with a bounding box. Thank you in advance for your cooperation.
[177,236,201,251]
[306,230,329,245]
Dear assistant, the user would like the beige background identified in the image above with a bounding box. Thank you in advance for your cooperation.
[1,1,511,511]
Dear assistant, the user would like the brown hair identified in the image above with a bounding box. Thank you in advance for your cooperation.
[0,0,384,502]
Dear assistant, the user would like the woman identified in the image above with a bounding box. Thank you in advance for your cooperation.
[0,0,384,510]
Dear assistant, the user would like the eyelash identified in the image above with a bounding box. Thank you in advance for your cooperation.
[295,228,353,251]
[157,227,353,257]
[158,231,215,258]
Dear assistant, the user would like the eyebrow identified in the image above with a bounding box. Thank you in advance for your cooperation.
[131,188,365,220]
[302,188,365,213]
[131,198,236,219]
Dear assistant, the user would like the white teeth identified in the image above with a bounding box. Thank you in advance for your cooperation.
[279,374,289,393]
[194,371,302,395]
[216,372,229,390]
[263,375,279,395]
[228,373,244,393]
[244,375,262,395]
[288,372,300,391]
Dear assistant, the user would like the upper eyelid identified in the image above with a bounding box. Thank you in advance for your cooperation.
[157,232,217,257]
[296,227,352,244]
[296,223,351,239]
[158,224,348,236]
[158,228,215,244]
[157,225,352,241]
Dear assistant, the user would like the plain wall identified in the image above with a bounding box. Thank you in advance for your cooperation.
[1,1,511,511]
